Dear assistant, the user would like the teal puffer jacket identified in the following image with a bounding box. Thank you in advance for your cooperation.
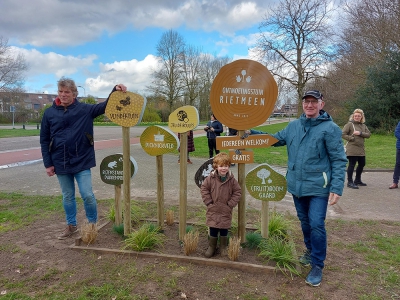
[272,110,347,198]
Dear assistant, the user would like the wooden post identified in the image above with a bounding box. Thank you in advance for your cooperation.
[261,201,269,238]
[114,184,122,226]
[237,130,246,243]
[122,127,131,236]
[156,155,164,230]
[179,132,188,240]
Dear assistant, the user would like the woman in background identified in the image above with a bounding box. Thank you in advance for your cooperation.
[342,109,371,189]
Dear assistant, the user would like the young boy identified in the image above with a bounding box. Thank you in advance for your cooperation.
[200,153,241,257]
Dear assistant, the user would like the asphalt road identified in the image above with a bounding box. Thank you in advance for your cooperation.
[0,125,399,221]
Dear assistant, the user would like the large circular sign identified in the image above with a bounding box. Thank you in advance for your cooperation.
[210,59,278,130]
[105,91,146,127]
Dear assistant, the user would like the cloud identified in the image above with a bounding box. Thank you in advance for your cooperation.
[1,0,273,47]
[86,55,159,97]
[14,47,97,78]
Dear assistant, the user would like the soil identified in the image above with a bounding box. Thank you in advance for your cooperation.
[1,199,399,300]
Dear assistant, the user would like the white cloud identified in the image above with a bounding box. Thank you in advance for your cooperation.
[15,47,97,78]
[0,0,273,47]
[86,55,159,97]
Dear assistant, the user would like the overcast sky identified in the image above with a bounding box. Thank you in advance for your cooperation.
[1,0,345,98]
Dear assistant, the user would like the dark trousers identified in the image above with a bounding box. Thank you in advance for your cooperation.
[209,227,228,237]
[208,138,219,158]
[346,156,366,182]
[393,149,400,184]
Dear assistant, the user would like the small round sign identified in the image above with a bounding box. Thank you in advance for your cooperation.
[140,125,179,156]
[168,105,199,133]
[105,91,146,127]
[100,154,138,186]
[194,158,214,188]
[245,163,287,201]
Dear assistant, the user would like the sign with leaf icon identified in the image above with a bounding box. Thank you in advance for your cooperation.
[245,163,287,201]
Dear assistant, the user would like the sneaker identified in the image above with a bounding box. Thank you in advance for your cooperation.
[305,265,323,287]
[299,250,311,266]
[354,181,367,186]
[347,182,359,189]
[57,225,78,240]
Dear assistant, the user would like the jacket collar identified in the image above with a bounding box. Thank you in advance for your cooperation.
[54,97,76,107]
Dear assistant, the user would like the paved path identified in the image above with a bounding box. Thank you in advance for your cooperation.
[0,126,399,222]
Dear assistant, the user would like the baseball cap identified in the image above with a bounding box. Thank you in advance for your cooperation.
[302,90,323,100]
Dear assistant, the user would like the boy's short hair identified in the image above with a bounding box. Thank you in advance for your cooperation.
[212,152,231,169]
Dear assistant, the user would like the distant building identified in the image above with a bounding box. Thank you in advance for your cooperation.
[0,91,107,113]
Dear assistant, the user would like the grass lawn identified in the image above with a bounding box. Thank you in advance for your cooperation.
[1,121,396,169]
[190,123,396,169]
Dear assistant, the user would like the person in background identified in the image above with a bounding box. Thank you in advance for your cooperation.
[40,77,127,240]
[227,127,238,166]
[200,153,241,258]
[178,130,195,164]
[204,113,223,158]
[228,127,238,136]
[270,90,347,287]
[342,109,371,189]
[389,121,400,189]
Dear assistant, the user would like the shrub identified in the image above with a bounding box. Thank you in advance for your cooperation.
[258,236,300,279]
[122,223,165,251]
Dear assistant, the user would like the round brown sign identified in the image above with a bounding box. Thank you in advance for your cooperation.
[210,59,278,130]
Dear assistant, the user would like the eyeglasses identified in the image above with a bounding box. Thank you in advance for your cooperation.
[302,99,320,105]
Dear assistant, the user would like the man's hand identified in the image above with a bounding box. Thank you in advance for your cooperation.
[46,166,55,177]
[328,192,340,205]
[116,84,127,92]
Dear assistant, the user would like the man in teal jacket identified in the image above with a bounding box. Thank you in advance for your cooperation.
[271,90,347,287]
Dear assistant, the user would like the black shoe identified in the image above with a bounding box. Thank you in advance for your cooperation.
[347,182,359,189]
[354,181,367,186]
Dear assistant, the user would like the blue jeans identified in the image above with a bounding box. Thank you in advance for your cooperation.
[393,148,400,184]
[57,169,97,226]
[293,195,328,268]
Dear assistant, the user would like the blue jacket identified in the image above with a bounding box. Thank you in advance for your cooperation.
[395,121,400,149]
[272,110,347,198]
[40,88,115,174]
[204,120,223,139]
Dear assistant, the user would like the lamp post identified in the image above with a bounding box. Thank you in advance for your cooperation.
[77,85,86,97]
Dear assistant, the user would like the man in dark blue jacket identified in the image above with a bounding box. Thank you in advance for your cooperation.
[40,77,127,240]
[271,90,347,287]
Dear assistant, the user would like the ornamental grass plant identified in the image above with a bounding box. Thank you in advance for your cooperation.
[122,223,165,252]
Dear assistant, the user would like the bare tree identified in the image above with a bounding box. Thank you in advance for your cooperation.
[315,0,400,122]
[254,0,335,105]
[197,55,231,120]
[0,37,28,91]
[181,45,203,106]
[147,30,185,113]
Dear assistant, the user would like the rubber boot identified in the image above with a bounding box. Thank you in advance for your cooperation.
[219,236,228,256]
[205,236,218,258]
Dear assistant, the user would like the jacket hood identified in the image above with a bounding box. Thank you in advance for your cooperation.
[300,109,332,126]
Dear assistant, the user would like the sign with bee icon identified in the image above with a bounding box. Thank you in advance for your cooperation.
[105,91,146,127]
